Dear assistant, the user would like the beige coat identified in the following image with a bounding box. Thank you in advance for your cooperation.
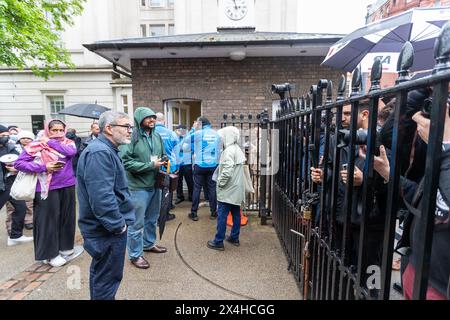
[216,126,246,206]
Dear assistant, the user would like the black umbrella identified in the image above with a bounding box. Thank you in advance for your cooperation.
[158,185,171,240]
[58,103,110,119]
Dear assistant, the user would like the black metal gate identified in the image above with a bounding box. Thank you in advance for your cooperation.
[269,23,450,300]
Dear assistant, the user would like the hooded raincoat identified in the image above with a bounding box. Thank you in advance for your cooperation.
[216,126,246,206]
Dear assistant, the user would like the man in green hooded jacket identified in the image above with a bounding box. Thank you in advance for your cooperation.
[119,107,168,269]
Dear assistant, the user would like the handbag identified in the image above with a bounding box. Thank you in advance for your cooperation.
[243,164,255,194]
[155,171,179,192]
[10,171,38,201]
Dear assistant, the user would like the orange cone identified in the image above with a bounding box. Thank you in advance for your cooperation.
[227,210,248,227]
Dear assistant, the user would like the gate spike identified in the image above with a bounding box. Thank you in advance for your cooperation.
[369,58,383,92]
[337,75,346,102]
[433,20,450,74]
[396,41,414,84]
[350,67,361,97]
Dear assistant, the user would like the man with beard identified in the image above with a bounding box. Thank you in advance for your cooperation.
[77,111,136,300]
[120,107,168,269]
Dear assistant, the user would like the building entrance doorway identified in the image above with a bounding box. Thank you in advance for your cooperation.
[164,99,202,131]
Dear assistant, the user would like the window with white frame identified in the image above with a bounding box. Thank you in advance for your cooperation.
[140,24,147,37]
[150,24,165,36]
[48,96,65,120]
[121,95,129,114]
[149,0,163,7]
[168,24,175,35]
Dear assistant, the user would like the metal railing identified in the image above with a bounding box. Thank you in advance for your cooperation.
[270,22,450,300]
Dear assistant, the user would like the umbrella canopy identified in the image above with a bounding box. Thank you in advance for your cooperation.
[58,103,110,119]
[322,6,450,72]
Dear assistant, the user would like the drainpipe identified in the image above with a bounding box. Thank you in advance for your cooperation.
[113,63,132,79]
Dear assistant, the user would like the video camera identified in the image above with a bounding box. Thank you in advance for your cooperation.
[271,83,292,94]
[337,129,368,148]
[421,93,450,119]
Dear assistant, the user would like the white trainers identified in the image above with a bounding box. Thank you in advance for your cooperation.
[199,201,210,208]
[59,249,74,257]
[48,255,67,267]
[7,235,33,246]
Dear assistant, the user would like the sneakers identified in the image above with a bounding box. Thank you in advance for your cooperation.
[60,249,74,257]
[7,235,33,246]
[225,236,240,247]
[44,255,67,267]
[24,223,33,230]
[199,201,209,208]
[188,212,199,221]
[175,198,184,205]
[210,212,218,220]
[207,240,224,251]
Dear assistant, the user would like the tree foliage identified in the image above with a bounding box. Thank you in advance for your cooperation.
[0,0,86,79]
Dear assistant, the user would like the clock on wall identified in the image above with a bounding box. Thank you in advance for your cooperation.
[224,0,248,21]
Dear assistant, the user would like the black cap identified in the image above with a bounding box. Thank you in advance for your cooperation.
[197,117,211,127]
[175,124,187,130]
[0,124,8,134]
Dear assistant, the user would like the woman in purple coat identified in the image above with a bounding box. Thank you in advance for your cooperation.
[15,119,77,267]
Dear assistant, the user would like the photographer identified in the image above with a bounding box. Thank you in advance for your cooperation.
[311,103,387,269]
[367,92,450,299]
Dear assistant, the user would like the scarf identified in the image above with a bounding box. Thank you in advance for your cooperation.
[24,119,74,199]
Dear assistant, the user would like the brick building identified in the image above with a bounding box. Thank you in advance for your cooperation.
[86,31,343,129]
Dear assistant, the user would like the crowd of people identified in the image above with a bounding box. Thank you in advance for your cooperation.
[1,108,249,300]
[309,87,450,300]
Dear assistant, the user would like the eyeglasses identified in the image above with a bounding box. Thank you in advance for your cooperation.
[110,124,134,131]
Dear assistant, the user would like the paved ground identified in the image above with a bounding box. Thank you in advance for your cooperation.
[0,201,403,300]
[0,202,301,300]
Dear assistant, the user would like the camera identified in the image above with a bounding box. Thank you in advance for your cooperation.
[337,129,368,148]
[271,83,291,94]
[421,93,450,119]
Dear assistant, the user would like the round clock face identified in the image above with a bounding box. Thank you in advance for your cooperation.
[224,0,248,21]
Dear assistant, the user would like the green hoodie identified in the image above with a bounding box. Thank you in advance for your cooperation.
[119,107,166,190]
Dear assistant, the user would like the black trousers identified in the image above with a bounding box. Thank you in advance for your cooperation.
[0,176,27,239]
[83,232,127,300]
[191,165,217,214]
[176,164,193,201]
[33,186,76,261]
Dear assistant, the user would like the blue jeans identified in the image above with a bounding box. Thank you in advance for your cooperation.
[213,201,241,244]
[83,232,127,300]
[127,188,161,259]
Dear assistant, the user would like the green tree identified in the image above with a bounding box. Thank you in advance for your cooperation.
[0,0,86,79]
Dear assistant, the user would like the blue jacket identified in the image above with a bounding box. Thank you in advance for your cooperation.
[178,135,192,166]
[187,124,221,168]
[155,124,179,172]
[77,134,135,238]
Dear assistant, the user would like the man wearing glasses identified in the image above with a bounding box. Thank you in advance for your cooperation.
[77,111,136,300]
[119,107,167,269]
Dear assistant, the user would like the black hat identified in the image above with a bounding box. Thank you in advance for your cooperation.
[0,124,8,134]
[197,117,211,127]
[175,124,187,130]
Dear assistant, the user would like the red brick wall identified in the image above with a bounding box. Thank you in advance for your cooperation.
[131,57,342,127]
[367,0,450,23]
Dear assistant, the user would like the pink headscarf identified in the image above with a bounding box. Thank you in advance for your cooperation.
[24,119,74,199]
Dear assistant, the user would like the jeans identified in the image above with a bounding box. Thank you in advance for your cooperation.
[83,231,127,300]
[191,165,217,214]
[213,201,241,244]
[127,188,161,259]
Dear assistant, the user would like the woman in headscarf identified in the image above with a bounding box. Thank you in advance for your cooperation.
[15,119,77,267]
[207,126,246,251]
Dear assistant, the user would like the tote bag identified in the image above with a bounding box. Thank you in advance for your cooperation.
[243,165,255,194]
[10,171,38,201]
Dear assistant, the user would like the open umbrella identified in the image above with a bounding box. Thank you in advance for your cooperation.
[322,6,450,72]
[58,103,110,119]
